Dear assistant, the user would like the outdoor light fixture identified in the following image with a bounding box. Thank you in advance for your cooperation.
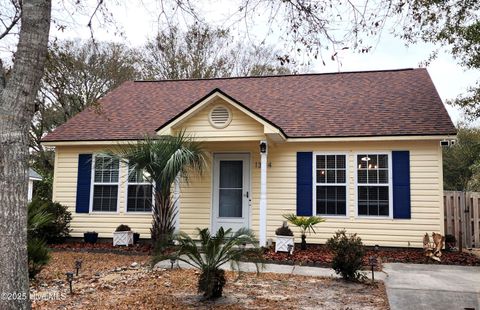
[368,256,378,283]
[66,271,74,294]
[170,257,176,270]
[259,141,267,154]
[369,246,380,284]
[75,260,82,276]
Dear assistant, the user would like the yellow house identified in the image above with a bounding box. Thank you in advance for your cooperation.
[42,68,456,247]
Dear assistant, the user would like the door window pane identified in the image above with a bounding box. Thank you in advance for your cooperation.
[218,160,243,218]
[220,161,242,188]
[219,189,242,217]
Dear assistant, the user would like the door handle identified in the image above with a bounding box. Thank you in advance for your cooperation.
[244,191,249,198]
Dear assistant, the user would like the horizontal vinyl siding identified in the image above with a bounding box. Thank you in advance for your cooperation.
[172,98,265,140]
[264,140,443,248]
[178,142,261,237]
[52,138,443,247]
[53,145,152,238]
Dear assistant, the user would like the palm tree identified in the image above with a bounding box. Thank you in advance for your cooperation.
[173,227,263,300]
[111,133,206,246]
[283,214,325,250]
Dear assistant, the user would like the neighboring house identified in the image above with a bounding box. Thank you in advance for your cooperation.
[28,168,43,201]
[42,68,456,247]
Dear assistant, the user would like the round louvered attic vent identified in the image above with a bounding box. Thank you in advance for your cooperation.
[209,105,232,128]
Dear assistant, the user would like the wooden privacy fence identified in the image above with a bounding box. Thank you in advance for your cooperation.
[444,191,480,249]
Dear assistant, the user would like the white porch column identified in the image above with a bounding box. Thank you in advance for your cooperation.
[173,175,181,233]
[259,141,268,247]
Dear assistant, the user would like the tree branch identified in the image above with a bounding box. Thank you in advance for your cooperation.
[0,0,22,40]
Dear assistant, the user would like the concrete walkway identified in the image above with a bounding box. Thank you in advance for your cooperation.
[155,258,385,280]
[383,263,480,310]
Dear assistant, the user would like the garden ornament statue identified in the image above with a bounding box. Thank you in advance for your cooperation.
[423,232,445,262]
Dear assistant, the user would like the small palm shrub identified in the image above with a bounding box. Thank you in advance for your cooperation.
[28,198,71,244]
[28,238,50,279]
[27,201,54,278]
[173,227,263,300]
[283,214,325,249]
[326,229,366,282]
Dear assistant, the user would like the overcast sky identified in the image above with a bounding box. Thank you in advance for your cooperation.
[50,1,479,126]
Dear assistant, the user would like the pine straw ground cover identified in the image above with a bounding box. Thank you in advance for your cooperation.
[263,244,480,267]
[50,242,153,255]
[31,251,389,310]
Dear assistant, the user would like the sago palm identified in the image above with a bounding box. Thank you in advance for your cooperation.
[173,227,263,300]
[283,214,325,250]
[111,132,206,245]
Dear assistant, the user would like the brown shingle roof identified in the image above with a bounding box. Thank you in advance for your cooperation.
[42,68,456,142]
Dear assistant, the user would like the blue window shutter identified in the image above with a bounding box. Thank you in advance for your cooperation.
[297,152,313,216]
[75,154,92,213]
[392,151,411,219]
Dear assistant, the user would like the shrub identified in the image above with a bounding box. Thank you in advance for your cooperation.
[275,221,293,236]
[173,227,263,300]
[116,224,131,232]
[28,238,50,279]
[27,201,54,279]
[28,198,71,244]
[326,229,366,282]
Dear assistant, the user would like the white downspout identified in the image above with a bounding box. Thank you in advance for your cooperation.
[259,140,268,247]
[27,179,33,202]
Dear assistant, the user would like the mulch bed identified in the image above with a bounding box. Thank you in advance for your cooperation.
[50,242,153,255]
[262,244,480,268]
[32,251,389,310]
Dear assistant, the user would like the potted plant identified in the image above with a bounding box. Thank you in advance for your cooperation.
[283,214,325,250]
[84,231,98,244]
[445,234,456,251]
[113,224,134,246]
[133,232,140,244]
[275,221,295,254]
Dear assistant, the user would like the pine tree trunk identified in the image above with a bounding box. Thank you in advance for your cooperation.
[0,1,51,309]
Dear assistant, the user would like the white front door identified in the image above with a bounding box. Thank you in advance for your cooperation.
[212,153,251,233]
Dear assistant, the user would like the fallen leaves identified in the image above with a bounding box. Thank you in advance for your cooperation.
[31,251,389,309]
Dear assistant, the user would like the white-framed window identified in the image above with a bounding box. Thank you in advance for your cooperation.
[126,165,153,212]
[356,153,392,217]
[314,154,347,216]
[91,154,119,212]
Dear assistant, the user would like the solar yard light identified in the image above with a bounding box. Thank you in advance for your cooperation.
[75,260,82,276]
[170,257,176,269]
[66,272,74,294]
[369,245,380,284]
